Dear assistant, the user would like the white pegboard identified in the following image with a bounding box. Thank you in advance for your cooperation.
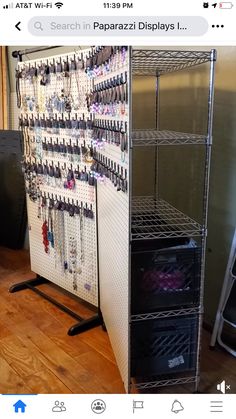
[18,48,93,119]
[99,141,129,168]
[92,112,128,122]
[97,180,130,392]
[95,49,130,392]
[27,197,98,306]
[18,47,98,307]
[39,183,96,205]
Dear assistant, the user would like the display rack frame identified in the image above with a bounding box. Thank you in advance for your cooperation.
[9,46,216,393]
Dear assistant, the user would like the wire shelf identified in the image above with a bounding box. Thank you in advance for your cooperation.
[131,307,201,322]
[132,49,212,76]
[132,130,207,146]
[133,376,197,390]
[132,196,204,240]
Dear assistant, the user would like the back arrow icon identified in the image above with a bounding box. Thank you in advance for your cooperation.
[15,21,21,31]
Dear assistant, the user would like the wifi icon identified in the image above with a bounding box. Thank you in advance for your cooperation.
[55,2,63,8]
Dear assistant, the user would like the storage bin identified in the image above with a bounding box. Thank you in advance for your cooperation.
[131,239,201,313]
[131,315,198,377]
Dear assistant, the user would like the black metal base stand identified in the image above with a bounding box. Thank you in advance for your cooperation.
[9,275,103,336]
[68,311,103,336]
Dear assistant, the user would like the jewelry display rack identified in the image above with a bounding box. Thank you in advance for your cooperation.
[10,46,216,393]
[11,45,129,337]
[10,46,104,335]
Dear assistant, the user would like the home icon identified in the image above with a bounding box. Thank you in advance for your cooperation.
[13,400,27,413]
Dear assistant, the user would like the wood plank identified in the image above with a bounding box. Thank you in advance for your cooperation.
[0,291,60,330]
[108,379,126,394]
[75,350,123,390]
[8,320,110,393]
[4,287,87,333]
[4,320,86,393]
[23,369,72,394]
[0,355,32,394]
[0,335,46,377]
[34,297,78,329]
[0,320,12,340]
[24,333,113,393]
[0,248,123,393]
[5,280,116,363]
[41,321,92,358]
[79,328,117,365]
[0,293,29,326]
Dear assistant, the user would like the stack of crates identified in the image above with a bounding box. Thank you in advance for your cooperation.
[131,237,201,380]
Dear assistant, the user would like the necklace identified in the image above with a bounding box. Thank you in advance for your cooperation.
[84,206,96,298]
[41,196,49,253]
[54,205,66,271]
[47,200,55,250]
[66,211,79,291]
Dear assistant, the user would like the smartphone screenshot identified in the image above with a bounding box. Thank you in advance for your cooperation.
[0,0,235,417]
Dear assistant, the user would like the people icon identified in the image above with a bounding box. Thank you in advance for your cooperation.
[52,401,67,413]
[95,401,103,411]
[52,401,61,412]
[91,399,106,414]
[60,402,66,412]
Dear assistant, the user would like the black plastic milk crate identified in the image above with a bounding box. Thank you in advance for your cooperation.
[131,239,201,313]
[131,315,198,377]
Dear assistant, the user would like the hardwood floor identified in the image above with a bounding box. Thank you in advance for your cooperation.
[0,246,235,394]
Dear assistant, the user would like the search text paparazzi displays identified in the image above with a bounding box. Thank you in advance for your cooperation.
[94,21,176,31]
[50,21,176,32]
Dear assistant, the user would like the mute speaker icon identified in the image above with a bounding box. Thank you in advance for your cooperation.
[216,380,231,394]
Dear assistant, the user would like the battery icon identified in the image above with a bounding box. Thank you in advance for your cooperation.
[219,2,234,8]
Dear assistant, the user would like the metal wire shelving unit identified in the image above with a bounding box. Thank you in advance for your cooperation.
[132,130,208,146]
[134,375,197,391]
[132,196,203,240]
[129,48,216,393]
[132,49,212,76]
[131,306,201,322]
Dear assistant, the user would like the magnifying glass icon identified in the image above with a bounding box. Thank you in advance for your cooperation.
[34,21,43,31]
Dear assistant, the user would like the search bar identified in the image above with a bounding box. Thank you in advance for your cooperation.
[28,16,208,36]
